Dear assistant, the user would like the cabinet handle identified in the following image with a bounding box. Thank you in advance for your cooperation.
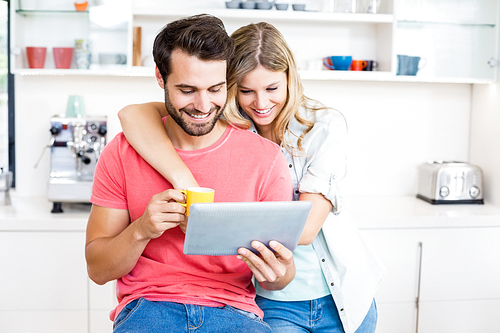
[416,241,423,333]
[488,58,499,68]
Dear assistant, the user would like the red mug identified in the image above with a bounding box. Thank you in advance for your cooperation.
[26,47,47,69]
[53,47,73,69]
[350,60,367,71]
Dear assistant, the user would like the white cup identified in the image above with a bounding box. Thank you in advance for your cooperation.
[99,53,127,65]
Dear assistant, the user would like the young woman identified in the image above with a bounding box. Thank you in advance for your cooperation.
[118,22,385,333]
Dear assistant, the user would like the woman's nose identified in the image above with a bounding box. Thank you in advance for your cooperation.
[254,92,268,109]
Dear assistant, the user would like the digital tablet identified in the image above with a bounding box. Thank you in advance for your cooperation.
[183,201,312,256]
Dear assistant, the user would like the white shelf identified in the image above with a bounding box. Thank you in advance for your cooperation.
[132,7,394,24]
[12,66,152,77]
[397,19,496,27]
[300,70,394,81]
[13,67,494,84]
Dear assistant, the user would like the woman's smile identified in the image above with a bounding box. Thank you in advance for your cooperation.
[253,105,275,116]
[238,65,288,133]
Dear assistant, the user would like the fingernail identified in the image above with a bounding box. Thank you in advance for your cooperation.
[236,255,243,260]
[252,241,260,248]
[270,241,277,248]
[239,249,247,255]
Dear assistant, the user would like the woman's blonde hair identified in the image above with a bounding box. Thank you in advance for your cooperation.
[224,22,326,151]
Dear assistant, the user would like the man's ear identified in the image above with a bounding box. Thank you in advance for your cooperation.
[155,66,165,89]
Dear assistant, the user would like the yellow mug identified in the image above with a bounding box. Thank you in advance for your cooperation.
[179,187,215,216]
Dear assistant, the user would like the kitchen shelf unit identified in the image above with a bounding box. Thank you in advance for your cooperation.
[10,0,500,83]
[131,5,395,81]
[392,0,500,82]
[10,2,130,73]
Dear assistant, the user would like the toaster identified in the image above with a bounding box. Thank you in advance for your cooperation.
[416,161,484,204]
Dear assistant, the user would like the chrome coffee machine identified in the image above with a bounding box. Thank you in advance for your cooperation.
[46,115,107,213]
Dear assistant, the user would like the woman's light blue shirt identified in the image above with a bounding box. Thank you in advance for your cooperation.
[250,107,386,333]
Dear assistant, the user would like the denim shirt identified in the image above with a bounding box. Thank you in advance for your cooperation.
[249,107,386,333]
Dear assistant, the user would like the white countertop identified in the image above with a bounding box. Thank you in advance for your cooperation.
[0,192,91,231]
[1,192,500,232]
[345,195,500,229]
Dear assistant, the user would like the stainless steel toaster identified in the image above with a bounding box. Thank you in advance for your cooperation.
[416,161,484,204]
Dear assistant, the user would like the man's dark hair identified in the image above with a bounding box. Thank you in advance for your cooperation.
[153,14,234,82]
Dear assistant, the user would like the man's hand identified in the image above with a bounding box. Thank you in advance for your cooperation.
[135,189,187,240]
[237,241,295,291]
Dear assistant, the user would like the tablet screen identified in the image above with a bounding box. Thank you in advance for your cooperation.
[183,201,312,256]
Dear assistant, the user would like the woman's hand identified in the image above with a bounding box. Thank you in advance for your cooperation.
[237,240,295,291]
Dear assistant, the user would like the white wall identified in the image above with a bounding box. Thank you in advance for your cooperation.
[15,74,162,197]
[303,80,471,196]
[470,83,500,206]
[469,25,500,207]
[14,74,472,198]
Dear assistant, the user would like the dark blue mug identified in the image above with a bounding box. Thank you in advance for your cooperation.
[397,55,426,76]
[323,56,352,71]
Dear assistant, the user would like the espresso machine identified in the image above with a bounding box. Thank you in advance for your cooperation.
[45,115,107,213]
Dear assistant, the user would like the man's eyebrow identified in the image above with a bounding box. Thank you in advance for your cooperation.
[174,84,196,89]
[174,81,226,90]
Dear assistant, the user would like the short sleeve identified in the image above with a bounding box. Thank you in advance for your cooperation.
[90,135,128,209]
[298,111,347,214]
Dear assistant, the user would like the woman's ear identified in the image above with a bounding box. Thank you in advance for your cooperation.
[155,66,165,89]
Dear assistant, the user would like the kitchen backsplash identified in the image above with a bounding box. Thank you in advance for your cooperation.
[13,74,472,198]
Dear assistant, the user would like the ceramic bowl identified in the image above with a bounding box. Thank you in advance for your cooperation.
[275,3,289,10]
[292,3,306,11]
[256,1,273,9]
[225,1,241,9]
[241,1,256,9]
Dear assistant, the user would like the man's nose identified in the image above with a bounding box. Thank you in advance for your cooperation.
[194,91,211,113]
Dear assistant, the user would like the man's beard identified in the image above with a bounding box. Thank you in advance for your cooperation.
[165,90,225,137]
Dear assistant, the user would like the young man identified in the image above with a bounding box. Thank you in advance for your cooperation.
[85,15,295,332]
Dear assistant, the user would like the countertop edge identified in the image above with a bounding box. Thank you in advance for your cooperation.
[1,194,500,232]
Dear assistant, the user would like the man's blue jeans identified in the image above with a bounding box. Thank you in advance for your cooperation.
[113,298,273,333]
[255,295,377,333]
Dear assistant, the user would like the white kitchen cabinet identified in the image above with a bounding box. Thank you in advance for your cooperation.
[0,226,115,333]
[394,0,500,81]
[88,281,116,333]
[10,0,499,83]
[418,299,500,333]
[0,231,88,333]
[361,226,500,333]
[360,229,421,333]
